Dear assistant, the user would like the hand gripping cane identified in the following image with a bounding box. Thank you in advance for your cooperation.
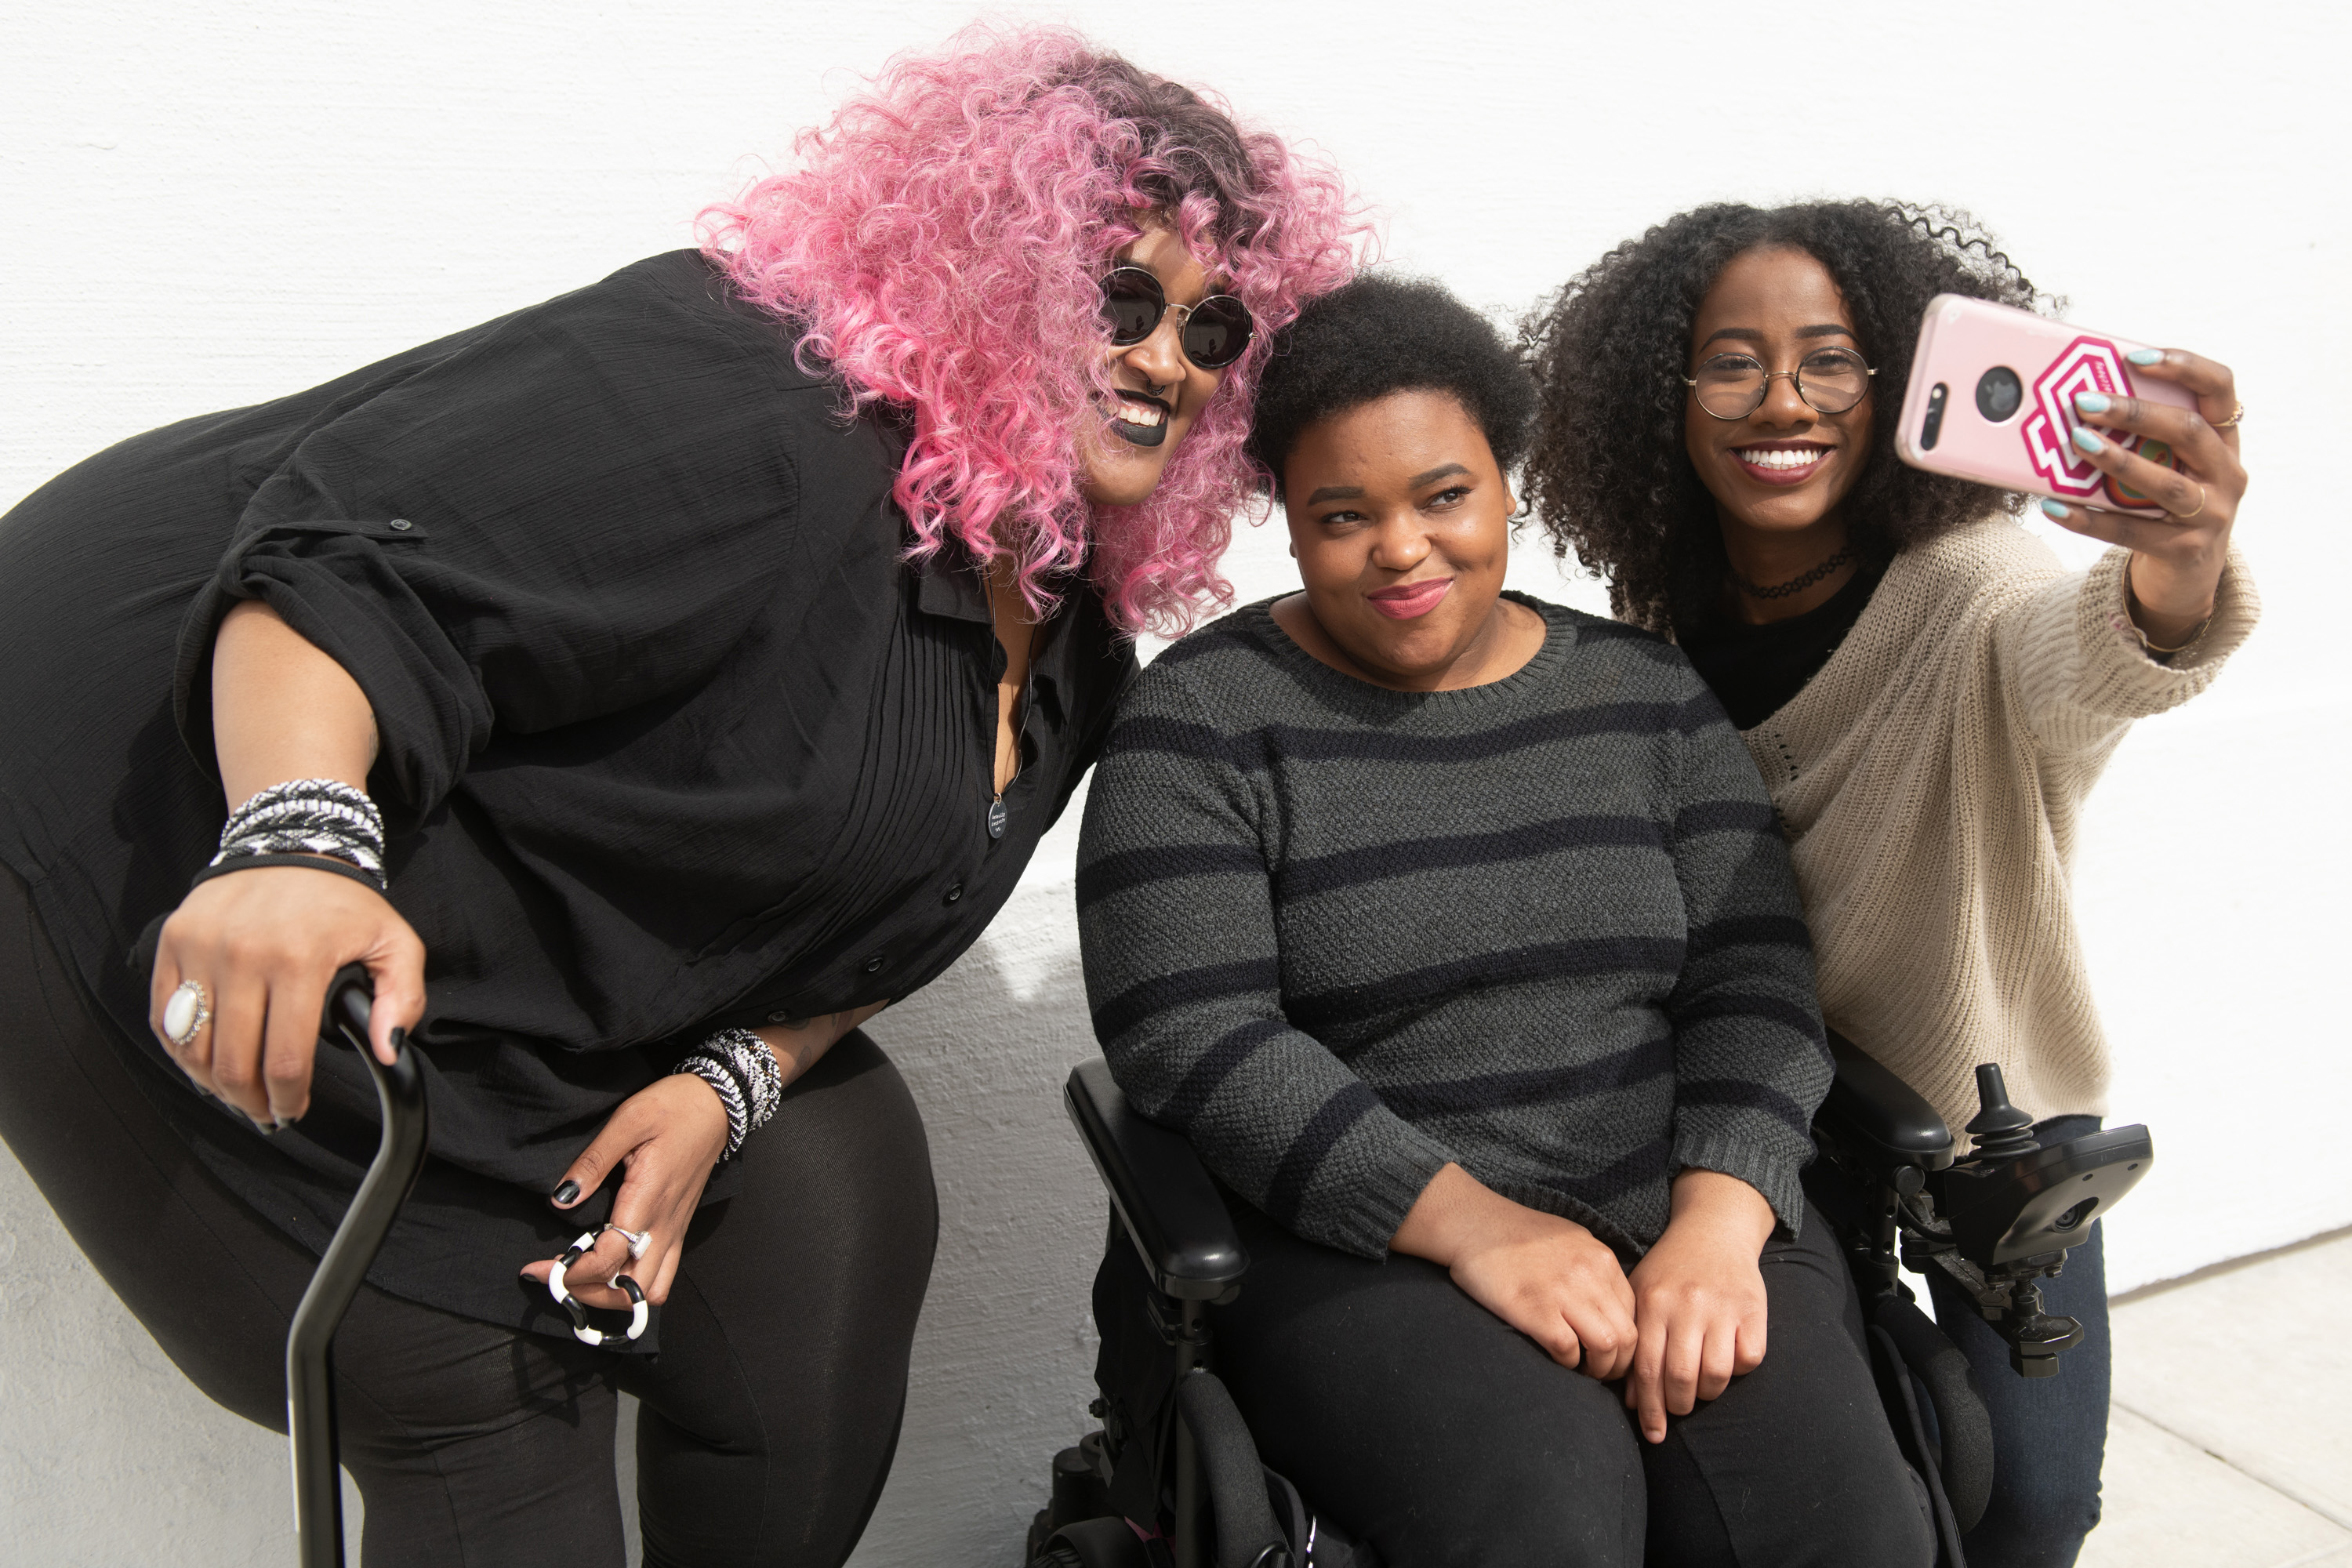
[286,964,430,1567]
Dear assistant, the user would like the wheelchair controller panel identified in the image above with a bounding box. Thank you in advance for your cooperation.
[1817,1040,2152,1377]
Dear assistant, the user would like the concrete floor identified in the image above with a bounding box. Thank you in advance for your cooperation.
[620,1232,2352,1568]
[2081,1229,2352,1568]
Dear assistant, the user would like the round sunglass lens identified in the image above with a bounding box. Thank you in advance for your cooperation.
[1102,270,1165,346]
[1181,296,1254,369]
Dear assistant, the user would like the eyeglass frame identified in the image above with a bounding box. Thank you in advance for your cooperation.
[1682,347,1878,420]
[1101,265,1256,370]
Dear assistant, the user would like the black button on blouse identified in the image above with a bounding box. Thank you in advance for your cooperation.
[0,250,1137,1346]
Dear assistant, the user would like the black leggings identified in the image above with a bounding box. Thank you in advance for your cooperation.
[1208,1198,1938,1568]
[0,866,937,1567]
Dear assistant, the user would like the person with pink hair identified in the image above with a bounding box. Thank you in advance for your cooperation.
[0,26,1360,1565]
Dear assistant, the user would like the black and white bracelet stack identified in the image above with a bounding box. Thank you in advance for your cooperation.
[672,1027,785,1161]
[192,778,388,893]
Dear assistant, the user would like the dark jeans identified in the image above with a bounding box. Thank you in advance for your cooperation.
[0,865,938,1567]
[1920,1116,2111,1568]
[1200,1197,1936,1568]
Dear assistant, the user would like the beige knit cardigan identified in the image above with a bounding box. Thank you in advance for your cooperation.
[1733,518,2259,1138]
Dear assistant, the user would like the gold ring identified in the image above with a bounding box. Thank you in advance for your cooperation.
[2212,401,2244,430]
[2170,485,2209,521]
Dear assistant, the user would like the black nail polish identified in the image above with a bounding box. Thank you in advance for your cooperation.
[552,1179,579,1206]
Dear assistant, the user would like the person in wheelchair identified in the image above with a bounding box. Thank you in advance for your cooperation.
[1519,202,2259,1568]
[1073,274,1936,1566]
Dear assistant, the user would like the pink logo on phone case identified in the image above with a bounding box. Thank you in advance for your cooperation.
[2021,337,2158,507]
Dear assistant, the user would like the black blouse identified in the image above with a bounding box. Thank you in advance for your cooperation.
[0,251,1136,1346]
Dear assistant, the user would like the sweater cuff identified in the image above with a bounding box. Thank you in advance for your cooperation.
[1315,1121,1455,1262]
[1672,1129,1808,1241]
[2075,543,2259,712]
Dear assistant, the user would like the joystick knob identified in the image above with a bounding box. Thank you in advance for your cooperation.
[1965,1064,2040,1160]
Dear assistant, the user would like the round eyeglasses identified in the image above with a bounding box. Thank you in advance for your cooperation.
[1684,347,1877,420]
[1101,266,1256,371]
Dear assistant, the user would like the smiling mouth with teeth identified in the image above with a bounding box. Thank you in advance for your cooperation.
[1733,443,1830,477]
[1109,391,1171,449]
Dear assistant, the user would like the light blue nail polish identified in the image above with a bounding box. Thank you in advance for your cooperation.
[2127,349,2164,366]
[2071,426,2105,455]
[2073,390,2111,415]
[2040,497,2071,519]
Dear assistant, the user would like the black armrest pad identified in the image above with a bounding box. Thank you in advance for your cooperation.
[1817,1030,1955,1171]
[1065,1059,1248,1301]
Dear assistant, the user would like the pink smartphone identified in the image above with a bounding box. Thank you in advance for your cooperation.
[1894,294,2192,512]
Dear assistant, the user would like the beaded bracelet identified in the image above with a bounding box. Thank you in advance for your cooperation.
[706,1028,784,1130]
[675,1054,750,1158]
[207,779,387,889]
[671,1028,786,1160]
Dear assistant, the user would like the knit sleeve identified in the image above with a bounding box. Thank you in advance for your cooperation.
[1661,686,1832,1238]
[1076,664,1456,1261]
[1995,543,2260,760]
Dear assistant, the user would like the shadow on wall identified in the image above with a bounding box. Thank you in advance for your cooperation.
[0,1124,311,1559]
[845,869,1110,1566]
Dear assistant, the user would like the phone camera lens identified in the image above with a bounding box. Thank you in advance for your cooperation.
[1920,383,1949,450]
[1976,366,2024,423]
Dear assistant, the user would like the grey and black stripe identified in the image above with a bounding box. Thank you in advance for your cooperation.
[1076,595,1830,1261]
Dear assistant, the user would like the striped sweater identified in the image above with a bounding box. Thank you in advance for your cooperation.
[1076,594,1831,1261]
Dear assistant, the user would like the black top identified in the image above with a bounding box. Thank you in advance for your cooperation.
[0,251,1136,1347]
[1675,564,1883,731]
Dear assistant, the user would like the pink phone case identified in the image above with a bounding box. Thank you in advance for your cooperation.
[1894,294,2193,512]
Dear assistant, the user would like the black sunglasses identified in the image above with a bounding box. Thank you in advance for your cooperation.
[1101,266,1255,370]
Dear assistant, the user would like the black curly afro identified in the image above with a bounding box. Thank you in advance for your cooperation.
[1520,201,2047,632]
[1247,272,1537,499]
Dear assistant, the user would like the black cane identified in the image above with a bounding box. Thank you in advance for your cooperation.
[287,964,430,1567]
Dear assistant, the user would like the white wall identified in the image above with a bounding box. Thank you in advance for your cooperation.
[2,2,2344,1562]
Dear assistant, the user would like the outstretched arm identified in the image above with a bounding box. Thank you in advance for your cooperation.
[2035,347,2243,652]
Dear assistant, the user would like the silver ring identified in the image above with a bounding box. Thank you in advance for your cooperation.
[162,981,210,1047]
[602,1225,652,1261]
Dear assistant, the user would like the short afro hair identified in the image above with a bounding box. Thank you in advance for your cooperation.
[1520,200,2047,632]
[1247,272,1537,499]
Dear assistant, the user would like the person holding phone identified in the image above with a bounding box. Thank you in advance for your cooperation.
[0,28,1359,1565]
[1080,275,1935,1566]
[1521,200,2258,1568]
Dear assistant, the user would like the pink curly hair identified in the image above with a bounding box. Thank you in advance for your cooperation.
[699,24,1369,634]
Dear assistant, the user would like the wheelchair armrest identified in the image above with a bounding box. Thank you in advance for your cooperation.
[1065,1059,1248,1301]
[1817,1030,1955,1173]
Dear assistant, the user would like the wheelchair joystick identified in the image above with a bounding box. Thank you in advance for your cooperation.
[1920,1062,2152,1379]
[1813,1036,2151,1389]
[2000,1279,2085,1378]
[1963,1065,2039,1160]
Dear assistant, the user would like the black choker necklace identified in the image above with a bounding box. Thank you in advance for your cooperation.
[1733,545,1857,601]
